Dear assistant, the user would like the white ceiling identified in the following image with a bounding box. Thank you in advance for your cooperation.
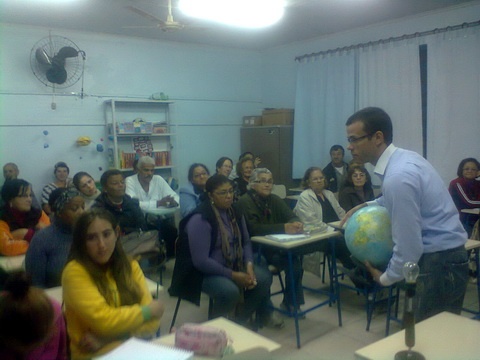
[0,0,477,50]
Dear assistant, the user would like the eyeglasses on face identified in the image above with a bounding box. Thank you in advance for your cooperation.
[310,176,325,182]
[347,133,373,144]
[193,172,208,178]
[214,189,234,197]
[254,179,274,185]
[463,167,478,172]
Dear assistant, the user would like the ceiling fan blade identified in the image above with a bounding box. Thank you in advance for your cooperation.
[126,5,166,26]
[35,48,52,65]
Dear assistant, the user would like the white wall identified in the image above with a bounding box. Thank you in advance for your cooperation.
[0,24,263,195]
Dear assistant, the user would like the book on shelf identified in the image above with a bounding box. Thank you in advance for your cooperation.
[94,337,193,360]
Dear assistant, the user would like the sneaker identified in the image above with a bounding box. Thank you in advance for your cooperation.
[279,301,306,319]
[261,312,285,329]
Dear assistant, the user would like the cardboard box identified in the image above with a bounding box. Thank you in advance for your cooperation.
[242,115,263,126]
[261,109,294,125]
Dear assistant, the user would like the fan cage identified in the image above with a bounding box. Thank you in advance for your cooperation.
[30,35,84,89]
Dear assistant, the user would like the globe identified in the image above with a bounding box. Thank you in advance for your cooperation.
[344,205,394,269]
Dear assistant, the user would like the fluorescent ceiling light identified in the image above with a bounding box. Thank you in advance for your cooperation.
[178,0,285,28]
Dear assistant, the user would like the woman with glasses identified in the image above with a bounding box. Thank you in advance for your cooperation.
[179,163,210,218]
[294,167,360,285]
[170,174,282,328]
[0,179,50,256]
[215,157,234,178]
[448,158,480,236]
[338,165,374,212]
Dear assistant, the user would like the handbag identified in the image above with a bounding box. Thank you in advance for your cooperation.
[174,323,231,357]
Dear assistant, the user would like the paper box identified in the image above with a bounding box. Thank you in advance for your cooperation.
[242,116,263,126]
[261,109,294,125]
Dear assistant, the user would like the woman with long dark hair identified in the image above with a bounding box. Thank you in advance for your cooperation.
[0,179,50,256]
[62,209,164,359]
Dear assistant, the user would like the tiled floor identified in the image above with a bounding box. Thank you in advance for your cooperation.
[152,260,479,360]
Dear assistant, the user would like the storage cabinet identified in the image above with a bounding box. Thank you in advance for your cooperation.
[240,126,297,189]
[104,99,176,177]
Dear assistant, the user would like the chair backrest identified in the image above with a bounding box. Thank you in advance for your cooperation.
[271,184,286,199]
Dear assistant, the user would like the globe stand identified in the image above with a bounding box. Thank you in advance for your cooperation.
[395,263,425,360]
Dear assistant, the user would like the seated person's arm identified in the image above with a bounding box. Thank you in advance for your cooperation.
[62,262,161,340]
[0,220,29,256]
[187,214,233,278]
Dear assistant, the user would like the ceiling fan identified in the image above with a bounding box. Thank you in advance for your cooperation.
[126,0,192,32]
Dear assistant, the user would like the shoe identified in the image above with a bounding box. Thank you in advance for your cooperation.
[279,301,306,319]
[261,312,284,329]
[346,267,375,290]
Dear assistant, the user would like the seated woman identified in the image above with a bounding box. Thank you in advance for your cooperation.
[294,167,359,282]
[179,163,210,218]
[215,157,234,178]
[62,209,164,359]
[338,165,375,212]
[0,179,50,256]
[25,188,85,288]
[170,175,282,328]
[449,158,480,237]
[73,172,101,210]
[0,272,67,360]
[93,169,146,235]
[237,168,305,314]
[41,162,73,215]
[233,157,254,199]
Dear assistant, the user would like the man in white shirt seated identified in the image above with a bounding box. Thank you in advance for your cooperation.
[126,156,179,258]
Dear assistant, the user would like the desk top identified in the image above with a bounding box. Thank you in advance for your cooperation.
[251,227,341,249]
[354,312,480,360]
[461,208,480,215]
[155,317,280,358]
[0,254,25,273]
[45,278,162,303]
[144,206,178,216]
[465,239,480,250]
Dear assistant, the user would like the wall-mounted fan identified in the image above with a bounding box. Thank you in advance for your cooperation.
[30,35,86,89]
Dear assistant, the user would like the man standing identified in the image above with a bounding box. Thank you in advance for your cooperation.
[126,156,179,258]
[342,107,468,321]
[323,145,348,193]
[3,163,19,182]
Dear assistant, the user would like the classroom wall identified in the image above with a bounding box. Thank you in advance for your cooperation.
[0,24,263,196]
[260,1,480,181]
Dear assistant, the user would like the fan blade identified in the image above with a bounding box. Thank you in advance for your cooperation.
[57,46,78,59]
[35,48,52,65]
[46,65,67,85]
[126,5,166,26]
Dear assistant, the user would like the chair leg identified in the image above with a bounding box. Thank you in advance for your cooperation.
[321,252,327,283]
[277,272,285,294]
[170,297,182,332]
[208,297,214,319]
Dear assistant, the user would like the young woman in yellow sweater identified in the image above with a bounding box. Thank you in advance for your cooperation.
[62,209,164,360]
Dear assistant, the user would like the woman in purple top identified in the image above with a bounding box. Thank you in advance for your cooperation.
[182,175,282,328]
[0,272,67,360]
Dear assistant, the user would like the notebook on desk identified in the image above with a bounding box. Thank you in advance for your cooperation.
[94,337,193,360]
[265,234,308,242]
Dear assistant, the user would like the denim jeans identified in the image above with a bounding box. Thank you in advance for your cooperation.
[415,245,469,322]
[202,263,272,321]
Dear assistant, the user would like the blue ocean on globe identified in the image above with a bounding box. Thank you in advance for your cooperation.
[344,205,393,268]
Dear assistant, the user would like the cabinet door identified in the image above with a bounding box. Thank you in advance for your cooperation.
[240,126,294,188]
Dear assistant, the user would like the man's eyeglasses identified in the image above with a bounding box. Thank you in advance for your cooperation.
[347,133,372,144]
[254,179,274,185]
[214,189,234,197]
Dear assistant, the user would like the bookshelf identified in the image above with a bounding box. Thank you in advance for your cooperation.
[104,99,176,176]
